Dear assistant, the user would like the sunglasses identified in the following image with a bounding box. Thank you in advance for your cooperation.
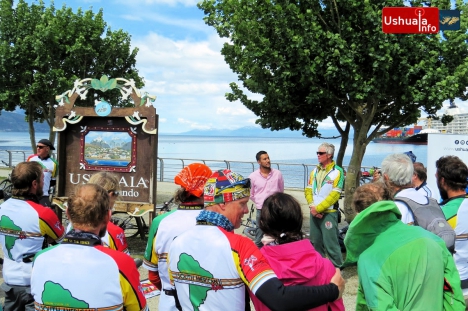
[316,152,327,155]
[36,145,48,149]
[218,178,251,193]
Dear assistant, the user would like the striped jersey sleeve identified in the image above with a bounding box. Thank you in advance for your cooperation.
[96,246,148,311]
[30,200,65,242]
[220,228,276,294]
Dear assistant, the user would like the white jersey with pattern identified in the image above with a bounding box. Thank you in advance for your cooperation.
[31,240,147,311]
[0,197,64,286]
[27,155,58,196]
[143,208,202,311]
[169,225,276,311]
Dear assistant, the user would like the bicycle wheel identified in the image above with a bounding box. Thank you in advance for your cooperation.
[0,179,12,201]
[155,198,177,215]
[111,212,142,238]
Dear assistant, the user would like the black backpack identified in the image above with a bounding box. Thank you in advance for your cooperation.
[394,196,455,253]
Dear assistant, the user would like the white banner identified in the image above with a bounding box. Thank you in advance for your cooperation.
[427,133,468,202]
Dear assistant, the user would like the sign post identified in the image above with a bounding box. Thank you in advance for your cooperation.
[427,133,468,202]
[382,7,440,34]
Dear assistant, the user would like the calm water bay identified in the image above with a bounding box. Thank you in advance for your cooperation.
[0,132,429,189]
[0,131,428,167]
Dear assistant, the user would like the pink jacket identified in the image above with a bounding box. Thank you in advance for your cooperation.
[250,239,345,311]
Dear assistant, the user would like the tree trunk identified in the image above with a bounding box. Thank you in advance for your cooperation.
[47,101,56,146]
[28,101,36,154]
[343,125,368,224]
[335,122,350,167]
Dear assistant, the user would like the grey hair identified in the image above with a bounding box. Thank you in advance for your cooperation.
[319,143,335,158]
[381,153,414,186]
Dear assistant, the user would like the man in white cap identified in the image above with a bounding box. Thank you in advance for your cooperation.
[27,139,58,207]
[169,169,345,311]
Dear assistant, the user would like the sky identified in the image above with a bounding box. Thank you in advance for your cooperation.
[21,0,468,134]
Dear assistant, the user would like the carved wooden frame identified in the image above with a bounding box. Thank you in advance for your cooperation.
[79,125,137,172]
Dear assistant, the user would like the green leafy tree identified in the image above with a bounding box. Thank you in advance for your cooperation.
[198,0,468,221]
[0,0,143,152]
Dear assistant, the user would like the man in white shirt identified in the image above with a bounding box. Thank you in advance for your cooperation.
[381,153,430,225]
[412,162,435,198]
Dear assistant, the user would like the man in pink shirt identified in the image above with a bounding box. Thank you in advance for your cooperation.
[249,151,284,248]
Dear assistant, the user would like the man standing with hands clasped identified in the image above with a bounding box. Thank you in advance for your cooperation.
[249,151,284,248]
[305,143,344,267]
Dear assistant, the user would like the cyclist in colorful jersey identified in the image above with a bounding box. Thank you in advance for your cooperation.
[436,155,468,308]
[305,142,344,267]
[27,139,58,207]
[0,162,65,311]
[31,184,147,311]
[169,169,345,311]
[83,172,129,254]
[144,163,212,311]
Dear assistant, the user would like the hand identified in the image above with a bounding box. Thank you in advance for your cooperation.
[149,270,162,290]
[330,268,345,299]
[310,205,323,219]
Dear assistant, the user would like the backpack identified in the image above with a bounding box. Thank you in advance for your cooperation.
[394,196,455,253]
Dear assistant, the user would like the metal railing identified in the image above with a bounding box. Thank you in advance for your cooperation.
[1,150,375,190]
[0,150,57,168]
[0,150,29,166]
[156,157,317,189]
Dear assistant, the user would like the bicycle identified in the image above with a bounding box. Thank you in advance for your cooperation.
[241,204,257,240]
[110,197,176,239]
[0,160,13,201]
[360,166,380,185]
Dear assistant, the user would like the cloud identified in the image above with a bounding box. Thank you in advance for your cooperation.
[134,33,234,86]
[131,31,262,133]
[116,0,199,7]
[216,106,252,116]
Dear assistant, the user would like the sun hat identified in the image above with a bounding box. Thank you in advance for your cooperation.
[38,139,55,150]
[174,163,212,198]
[204,169,250,206]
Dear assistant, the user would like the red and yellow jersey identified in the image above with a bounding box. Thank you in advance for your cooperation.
[0,197,65,286]
[67,222,129,254]
[105,222,129,254]
[31,233,147,311]
[169,225,276,310]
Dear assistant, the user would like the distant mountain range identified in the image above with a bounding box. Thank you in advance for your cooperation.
[175,126,343,138]
[0,111,50,132]
[0,111,343,138]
